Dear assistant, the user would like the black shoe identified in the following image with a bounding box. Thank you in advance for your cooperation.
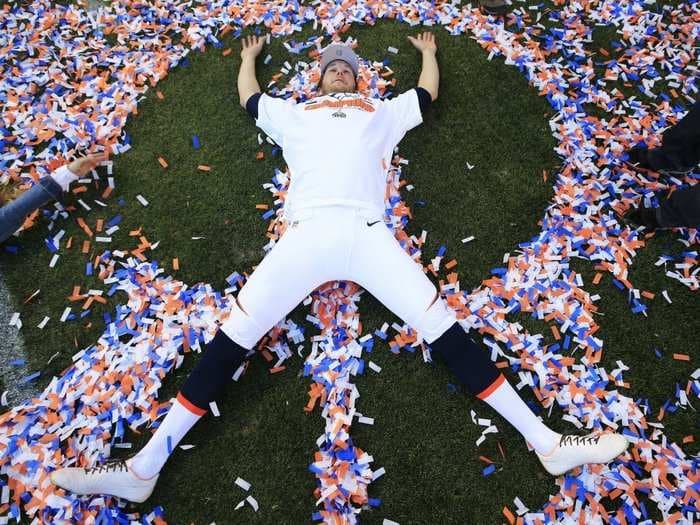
[625,146,653,170]
[626,147,697,177]
[625,206,659,229]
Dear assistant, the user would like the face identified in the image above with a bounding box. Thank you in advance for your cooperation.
[319,60,357,95]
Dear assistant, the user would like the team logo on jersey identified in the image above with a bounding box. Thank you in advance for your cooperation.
[304,94,376,113]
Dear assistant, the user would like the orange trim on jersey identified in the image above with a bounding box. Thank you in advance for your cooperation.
[176,392,207,416]
[476,374,506,400]
[304,98,375,112]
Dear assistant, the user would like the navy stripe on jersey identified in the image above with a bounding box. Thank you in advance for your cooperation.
[246,92,262,119]
[414,87,432,113]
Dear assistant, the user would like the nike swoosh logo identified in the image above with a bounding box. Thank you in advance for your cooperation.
[366,220,381,227]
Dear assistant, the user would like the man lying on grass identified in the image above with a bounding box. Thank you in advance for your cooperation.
[52,32,628,504]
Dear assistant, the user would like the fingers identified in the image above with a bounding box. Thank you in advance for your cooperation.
[80,151,109,170]
[90,152,107,165]
[242,34,265,48]
[86,151,107,163]
[407,32,436,45]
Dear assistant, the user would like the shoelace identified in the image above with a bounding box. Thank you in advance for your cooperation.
[559,435,600,448]
[86,459,129,475]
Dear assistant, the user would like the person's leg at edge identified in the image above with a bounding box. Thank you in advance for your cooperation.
[652,100,700,172]
[655,184,700,229]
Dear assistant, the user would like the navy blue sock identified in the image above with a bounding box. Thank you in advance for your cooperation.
[179,330,249,412]
[429,322,502,397]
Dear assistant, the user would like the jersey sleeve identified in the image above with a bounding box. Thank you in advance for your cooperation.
[253,93,297,146]
[380,88,425,145]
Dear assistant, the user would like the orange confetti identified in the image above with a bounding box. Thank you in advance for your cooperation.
[157,156,168,168]
[172,258,179,271]
[256,151,264,160]
[445,259,457,269]
[641,290,655,300]
[255,204,269,210]
[550,324,561,340]
[222,48,232,56]
[77,217,93,237]
[503,506,515,525]
[269,366,286,374]
[592,272,603,285]
[197,165,211,172]
[156,90,164,100]
[672,353,690,362]
[682,435,694,444]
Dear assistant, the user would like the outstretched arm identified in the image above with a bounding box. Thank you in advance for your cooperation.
[238,35,265,109]
[0,151,107,244]
[407,32,439,102]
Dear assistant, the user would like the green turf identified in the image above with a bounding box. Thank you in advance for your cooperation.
[0,13,697,525]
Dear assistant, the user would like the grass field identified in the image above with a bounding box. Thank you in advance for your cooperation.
[0,6,697,524]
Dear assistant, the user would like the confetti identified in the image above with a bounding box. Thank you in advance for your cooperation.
[0,1,697,524]
[235,477,251,491]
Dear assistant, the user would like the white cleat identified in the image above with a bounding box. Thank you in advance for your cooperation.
[536,433,629,476]
[50,459,158,503]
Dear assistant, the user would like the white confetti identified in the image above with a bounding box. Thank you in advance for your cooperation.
[234,477,251,491]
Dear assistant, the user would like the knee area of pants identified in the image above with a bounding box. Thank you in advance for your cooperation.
[429,322,488,361]
[206,330,249,365]
[418,297,459,344]
[429,321,467,354]
[220,297,264,351]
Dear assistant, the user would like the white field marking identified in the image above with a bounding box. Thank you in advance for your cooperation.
[0,271,42,405]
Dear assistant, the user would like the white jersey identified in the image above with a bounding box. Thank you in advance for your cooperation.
[255,90,423,219]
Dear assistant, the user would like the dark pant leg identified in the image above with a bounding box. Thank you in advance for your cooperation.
[648,101,700,171]
[656,184,700,228]
[0,177,62,244]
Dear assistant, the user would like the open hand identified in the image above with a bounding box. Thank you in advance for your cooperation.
[241,35,266,61]
[407,32,437,54]
[67,151,109,177]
